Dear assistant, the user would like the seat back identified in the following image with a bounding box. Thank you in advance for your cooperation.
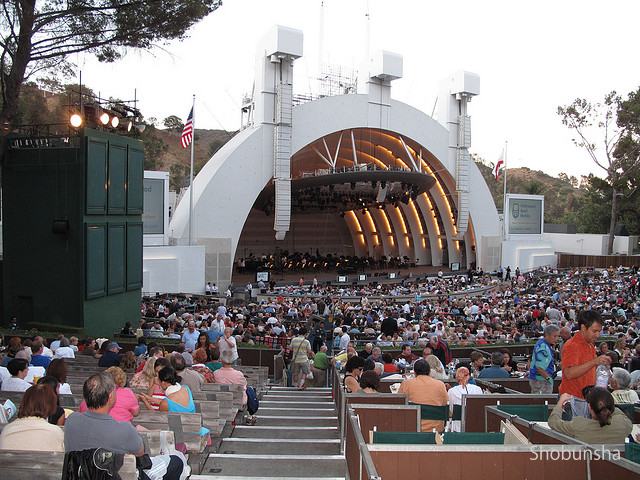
[443,432,505,445]
[451,404,463,421]
[409,402,449,421]
[372,431,436,444]
[497,404,549,422]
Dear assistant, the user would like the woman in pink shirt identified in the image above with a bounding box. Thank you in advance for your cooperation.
[79,367,140,422]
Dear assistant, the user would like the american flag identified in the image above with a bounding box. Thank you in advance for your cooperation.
[181,107,194,148]
[493,150,504,180]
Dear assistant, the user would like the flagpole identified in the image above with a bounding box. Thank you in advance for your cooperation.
[502,141,508,239]
[188,94,195,246]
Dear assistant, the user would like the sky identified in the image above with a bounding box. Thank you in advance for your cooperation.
[75,0,640,179]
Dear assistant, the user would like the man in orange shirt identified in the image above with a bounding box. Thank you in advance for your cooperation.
[398,359,448,432]
[559,310,611,398]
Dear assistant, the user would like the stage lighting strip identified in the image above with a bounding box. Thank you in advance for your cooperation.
[347,210,366,246]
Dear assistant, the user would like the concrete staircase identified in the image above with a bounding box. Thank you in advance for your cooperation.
[197,386,345,480]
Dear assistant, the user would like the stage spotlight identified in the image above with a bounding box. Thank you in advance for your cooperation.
[70,113,83,128]
[99,112,110,125]
[110,116,119,128]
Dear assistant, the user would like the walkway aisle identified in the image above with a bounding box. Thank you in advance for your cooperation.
[199,386,346,480]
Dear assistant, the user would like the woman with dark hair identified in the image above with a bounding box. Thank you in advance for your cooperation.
[549,387,632,443]
[357,370,380,393]
[343,356,366,393]
[381,353,398,374]
[47,358,71,395]
[36,376,65,426]
[500,348,518,373]
[136,367,210,439]
[196,332,214,361]
[0,384,64,451]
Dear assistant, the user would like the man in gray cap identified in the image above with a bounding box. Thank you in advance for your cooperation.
[98,342,123,367]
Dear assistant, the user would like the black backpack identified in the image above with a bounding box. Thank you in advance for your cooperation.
[246,386,259,415]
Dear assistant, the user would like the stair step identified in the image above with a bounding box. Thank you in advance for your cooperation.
[258,408,336,417]
[264,394,332,401]
[250,415,337,427]
[220,438,340,455]
[270,387,332,392]
[232,426,338,439]
[203,454,346,478]
[260,401,334,409]
[191,476,345,480]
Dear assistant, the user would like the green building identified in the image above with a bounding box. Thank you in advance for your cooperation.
[2,128,143,337]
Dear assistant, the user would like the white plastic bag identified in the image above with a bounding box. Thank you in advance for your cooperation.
[158,430,190,480]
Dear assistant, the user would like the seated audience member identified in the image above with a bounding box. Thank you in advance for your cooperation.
[47,358,72,395]
[366,347,382,363]
[190,348,216,383]
[205,348,223,372]
[609,367,640,404]
[448,367,483,432]
[79,337,100,358]
[37,376,66,426]
[135,346,165,374]
[120,351,137,371]
[170,353,204,393]
[79,367,140,423]
[398,359,449,433]
[137,366,212,440]
[1,358,31,392]
[500,348,518,373]
[53,338,75,359]
[30,340,51,368]
[382,353,399,374]
[34,336,53,359]
[69,337,79,352]
[0,384,64,451]
[357,370,380,393]
[65,372,184,480]
[478,351,510,379]
[176,342,193,366]
[343,356,366,393]
[425,354,448,380]
[0,337,23,367]
[145,357,171,409]
[195,332,215,362]
[50,335,64,352]
[134,337,148,357]
[213,350,248,405]
[129,356,158,389]
[98,342,123,367]
[549,387,632,444]
[395,344,419,364]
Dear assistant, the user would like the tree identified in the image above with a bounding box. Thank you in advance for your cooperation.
[558,90,640,254]
[141,125,167,171]
[163,115,184,132]
[0,0,222,152]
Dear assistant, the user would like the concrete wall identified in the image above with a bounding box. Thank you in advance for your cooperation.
[143,245,205,295]
[544,233,638,256]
